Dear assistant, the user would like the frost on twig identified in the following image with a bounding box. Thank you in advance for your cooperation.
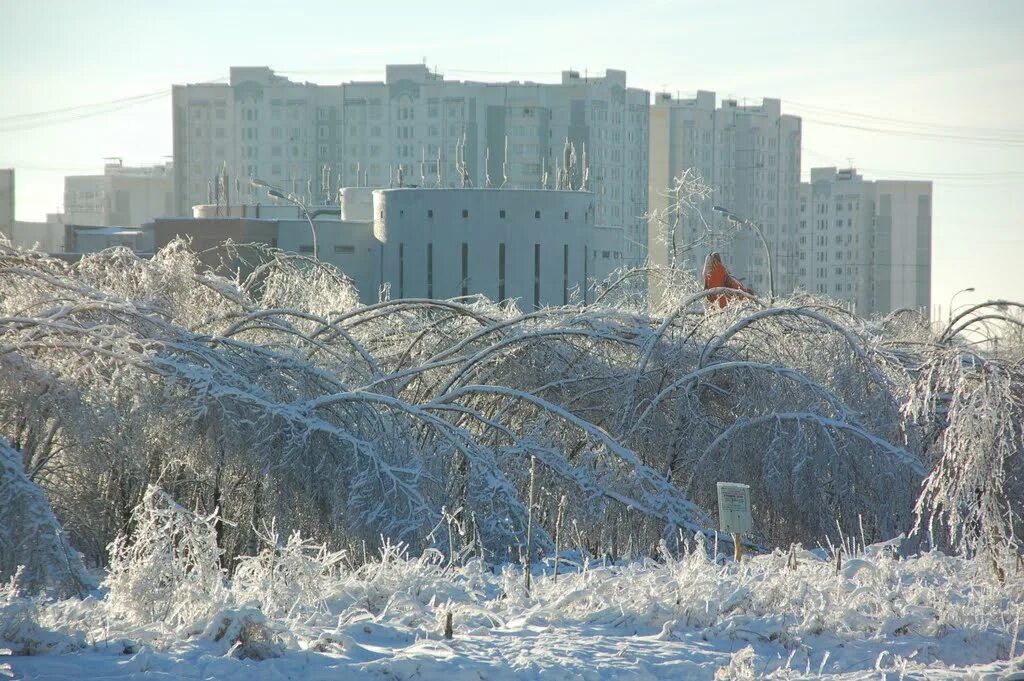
[0,238,1021,577]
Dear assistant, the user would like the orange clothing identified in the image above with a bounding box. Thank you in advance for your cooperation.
[702,252,753,308]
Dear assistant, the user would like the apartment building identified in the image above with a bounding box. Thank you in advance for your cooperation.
[64,160,174,227]
[172,65,650,265]
[648,91,802,297]
[799,167,931,314]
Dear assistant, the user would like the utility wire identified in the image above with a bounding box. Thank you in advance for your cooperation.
[802,117,1024,146]
[783,98,1024,137]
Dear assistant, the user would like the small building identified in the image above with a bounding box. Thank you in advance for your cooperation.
[65,160,174,227]
[373,188,597,308]
[67,225,154,254]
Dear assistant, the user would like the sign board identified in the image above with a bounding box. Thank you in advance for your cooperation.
[716,482,752,534]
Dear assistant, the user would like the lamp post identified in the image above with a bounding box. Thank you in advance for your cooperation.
[712,205,774,301]
[948,287,975,324]
[251,178,318,260]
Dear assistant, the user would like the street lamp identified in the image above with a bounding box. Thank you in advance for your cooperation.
[712,205,774,301]
[251,178,318,260]
[948,286,975,323]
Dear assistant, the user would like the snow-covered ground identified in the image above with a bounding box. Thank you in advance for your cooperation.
[4,541,1022,680]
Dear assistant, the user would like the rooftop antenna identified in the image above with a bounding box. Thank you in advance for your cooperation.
[436,146,443,187]
[568,141,578,190]
[222,166,230,212]
[397,164,405,188]
[558,138,571,190]
[420,145,426,186]
[580,143,589,191]
[484,147,492,188]
[501,135,509,188]
[541,156,549,190]
[457,133,471,187]
[355,162,362,188]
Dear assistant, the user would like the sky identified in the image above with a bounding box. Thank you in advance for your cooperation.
[1,0,1022,316]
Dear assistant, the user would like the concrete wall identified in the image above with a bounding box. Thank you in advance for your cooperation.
[874,180,932,313]
[276,218,379,304]
[10,220,65,252]
[72,226,154,254]
[151,217,278,271]
[374,188,596,308]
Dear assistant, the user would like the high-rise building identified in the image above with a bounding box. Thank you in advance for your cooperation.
[799,167,931,315]
[172,65,650,265]
[64,160,174,227]
[648,91,802,297]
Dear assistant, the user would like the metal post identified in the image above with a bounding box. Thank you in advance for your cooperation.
[251,178,318,260]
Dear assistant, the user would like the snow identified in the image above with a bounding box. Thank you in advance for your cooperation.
[4,541,1023,680]
[2,239,1024,679]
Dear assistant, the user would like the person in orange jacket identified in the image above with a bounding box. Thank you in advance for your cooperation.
[702,252,753,308]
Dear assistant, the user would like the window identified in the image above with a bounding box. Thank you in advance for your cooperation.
[399,243,404,298]
[427,209,433,218]
[564,211,569,221]
[582,245,588,304]
[535,210,541,219]
[533,243,541,310]
[498,243,506,301]
[461,242,469,297]
[563,244,569,305]
[333,245,355,254]
[299,245,314,254]
[427,243,433,298]
[462,209,468,218]
[499,209,506,219]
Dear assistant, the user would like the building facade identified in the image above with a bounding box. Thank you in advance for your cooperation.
[648,91,802,297]
[799,167,931,315]
[64,161,174,227]
[67,225,154,254]
[373,188,599,308]
[172,65,649,266]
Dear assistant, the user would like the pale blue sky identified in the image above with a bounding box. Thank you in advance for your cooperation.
[1,0,1022,314]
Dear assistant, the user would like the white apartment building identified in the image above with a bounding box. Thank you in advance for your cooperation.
[172,65,649,265]
[799,167,931,315]
[64,160,174,227]
[648,91,802,297]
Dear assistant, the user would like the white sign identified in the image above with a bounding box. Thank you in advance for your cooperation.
[716,482,752,534]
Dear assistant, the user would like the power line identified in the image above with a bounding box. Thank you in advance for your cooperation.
[783,98,1024,137]
[0,89,168,124]
[0,77,228,134]
[802,117,1024,146]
